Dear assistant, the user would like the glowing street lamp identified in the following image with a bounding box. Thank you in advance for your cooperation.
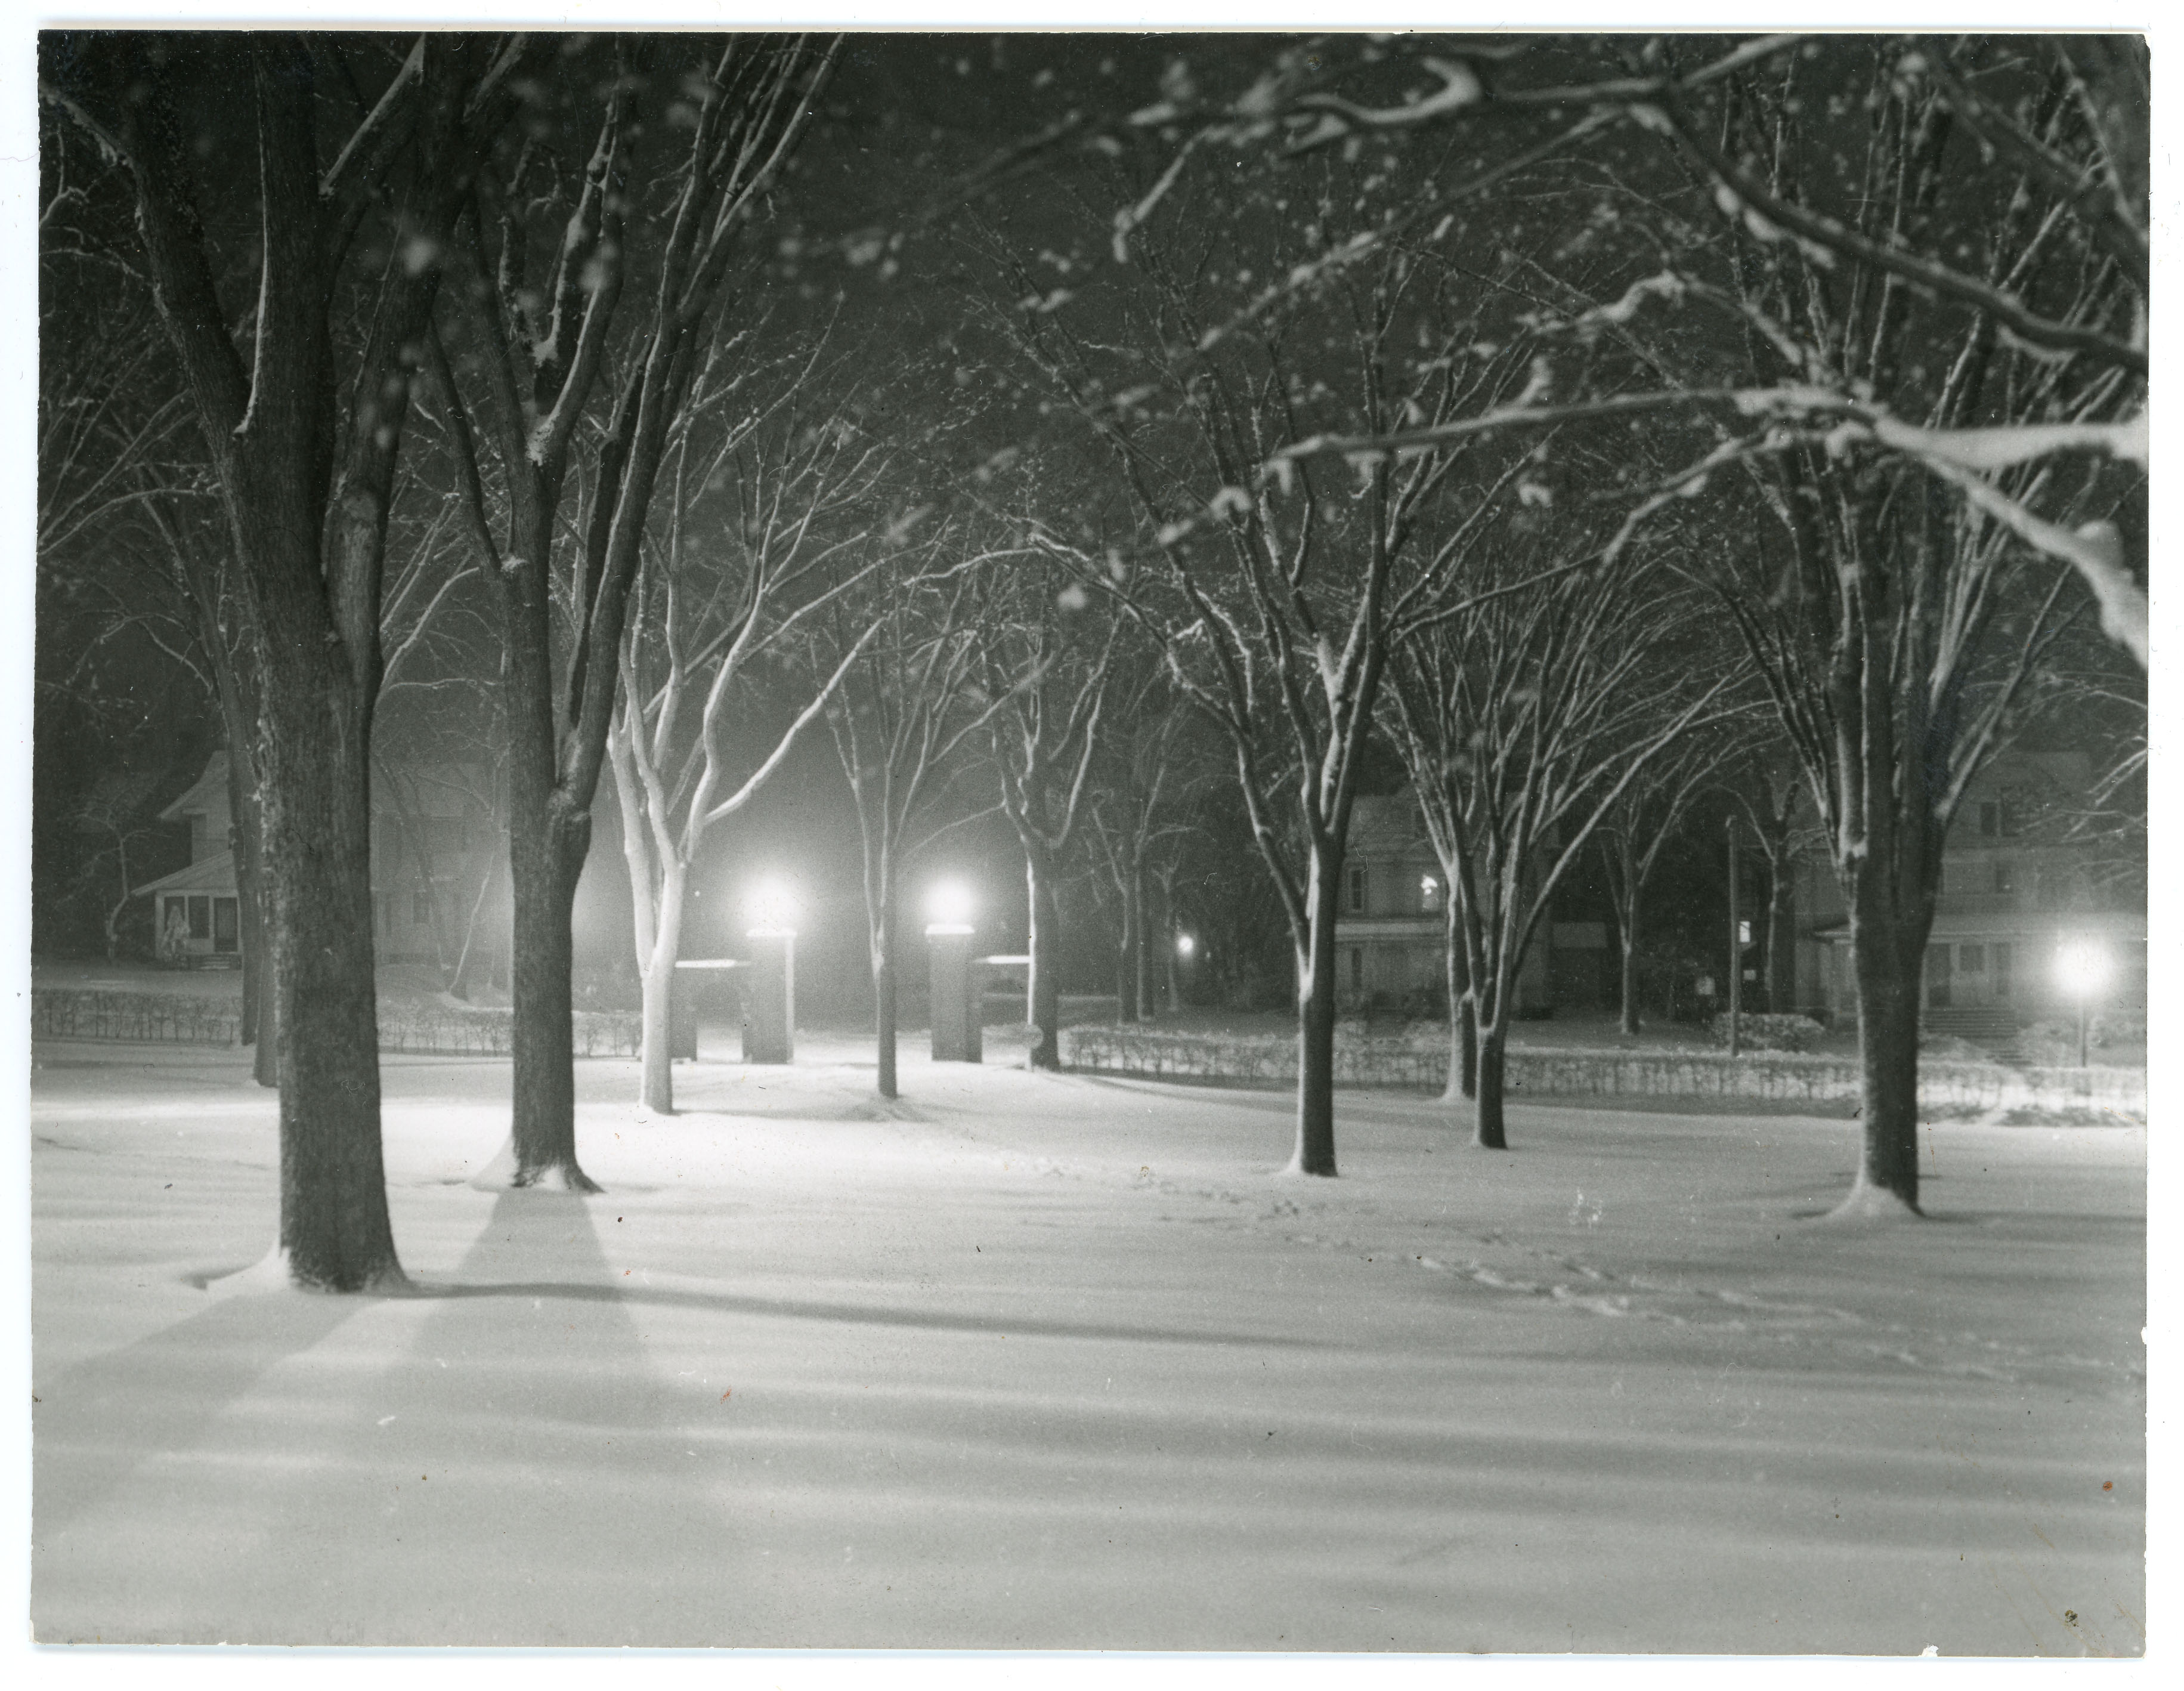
[2054,939,2111,1067]
[741,878,797,1064]
[925,880,975,935]
[746,877,798,936]
[1175,933,1196,960]
[928,880,979,1062]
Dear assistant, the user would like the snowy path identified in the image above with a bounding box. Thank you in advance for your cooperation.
[30,1039,2144,1651]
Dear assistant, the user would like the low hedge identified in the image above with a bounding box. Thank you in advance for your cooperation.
[1059,1025,2146,1118]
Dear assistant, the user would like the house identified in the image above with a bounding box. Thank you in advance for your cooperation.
[135,753,505,975]
[1332,795,1553,1013]
[1799,750,2146,1029]
[134,756,245,966]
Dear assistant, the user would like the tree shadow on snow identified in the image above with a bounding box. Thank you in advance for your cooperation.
[416,1276,1329,1352]
[33,1286,375,1541]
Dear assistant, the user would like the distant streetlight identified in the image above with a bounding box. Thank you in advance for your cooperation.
[746,878,797,936]
[2054,939,2111,1067]
[925,880,975,935]
[1175,933,1196,960]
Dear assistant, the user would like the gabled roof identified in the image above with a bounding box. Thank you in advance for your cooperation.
[158,753,231,825]
[134,849,237,899]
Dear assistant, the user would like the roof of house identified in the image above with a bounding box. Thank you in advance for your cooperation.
[158,752,231,826]
[134,849,237,899]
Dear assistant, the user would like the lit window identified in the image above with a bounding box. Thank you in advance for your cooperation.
[1419,873,1441,913]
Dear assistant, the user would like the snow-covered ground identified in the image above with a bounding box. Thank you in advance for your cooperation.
[30,1033,2143,1652]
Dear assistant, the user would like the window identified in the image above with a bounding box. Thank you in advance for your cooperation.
[1979,802,1999,837]
[1995,942,2013,998]
[1349,947,1363,991]
[2000,795,2024,837]
[214,898,239,953]
[187,895,211,940]
[1346,865,1367,915]
[1960,943,1985,973]
[1991,860,2015,895]
[1419,873,1441,913]
[414,885,434,926]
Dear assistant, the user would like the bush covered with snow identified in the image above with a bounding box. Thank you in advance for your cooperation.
[2019,1013,2148,1065]
[375,997,642,1057]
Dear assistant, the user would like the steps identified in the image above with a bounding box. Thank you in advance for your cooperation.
[1924,1004,2023,1058]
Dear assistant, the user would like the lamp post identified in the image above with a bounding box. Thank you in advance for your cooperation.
[2054,939,2110,1068]
[927,881,979,1063]
[744,879,797,1064]
[1725,815,1742,1056]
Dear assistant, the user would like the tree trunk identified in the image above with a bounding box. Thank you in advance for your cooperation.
[1440,894,1477,1103]
[1162,900,1181,1014]
[505,781,599,1189]
[243,771,279,1091]
[638,859,687,1114]
[1130,862,1152,1022]
[1471,1018,1509,1151]
[1025,843,1062,1069]
[1766,861,1796,1014]
[495,514,601,1188]
[257,653,401,1288]
[872,865,898,1100]
[1291,850,1341,1176]
[1115,868,1139,1022]
[1617,829,1642,1035]
[1848,911,1924,1213]
[213,643,277,1086]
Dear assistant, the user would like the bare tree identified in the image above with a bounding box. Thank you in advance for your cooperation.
[975,557,1119,1072]
[1083,661,1190,1024]
[820,530,1014,1100]
[431,35,840,1188]
[1381,534,1738,1149]
[1722,746,1827,1017]
[1671,47,2125,1214]
[1101,36,2147,667]
[70,772,165,960]
[1594,721,1744,1036]
[607,350,887,1114]
[44,33,511,1288]
[986,158,1556,1173]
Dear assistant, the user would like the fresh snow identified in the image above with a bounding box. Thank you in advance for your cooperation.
[30,1034,2144,1652]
